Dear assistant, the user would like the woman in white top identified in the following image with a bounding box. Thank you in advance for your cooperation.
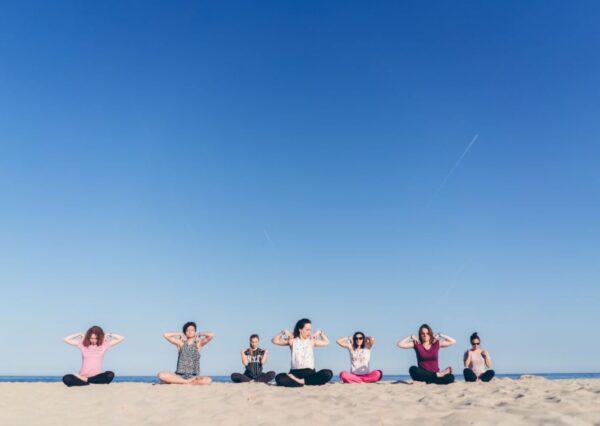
[271,318,333,387]
[337,331,383,384]
[463,332,495,382]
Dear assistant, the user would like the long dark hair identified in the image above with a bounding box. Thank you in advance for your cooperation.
[83,326,105,347]
[352,331,366,350]
[418,323,434,344]
[293,318,311,338]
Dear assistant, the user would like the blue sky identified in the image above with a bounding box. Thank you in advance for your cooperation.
[1,1,599,376]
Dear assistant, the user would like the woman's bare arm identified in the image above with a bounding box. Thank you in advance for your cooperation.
[336,336,351,349]
[198,331,215,347]
[106,333,125,347]
[482,350,492,368]
[313,330,329,347]
[438,333,456,348]
[163,332,184,347]
[464,350,472,368]
[366,336,375,349]
[397,335,417,349]
[240,350,249,367]
[271,330,292,346]
[63,332,83,347]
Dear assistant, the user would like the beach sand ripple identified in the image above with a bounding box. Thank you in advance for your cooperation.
[1,379,599,425]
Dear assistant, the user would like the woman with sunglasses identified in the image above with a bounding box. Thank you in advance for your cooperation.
[337,332,383,384]
[397,323,456,385]
[272,318,333,387]
[62,325,125,387]
[463,332,495,382]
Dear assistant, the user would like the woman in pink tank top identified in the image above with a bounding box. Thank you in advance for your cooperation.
[62,325,124,387]
[397,323,456,385]
[463,332,495,382]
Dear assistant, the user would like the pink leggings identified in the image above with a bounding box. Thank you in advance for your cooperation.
[339,370,383,384]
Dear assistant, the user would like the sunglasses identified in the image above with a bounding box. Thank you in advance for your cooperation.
[355,337,364,341]
[472,342,480,346]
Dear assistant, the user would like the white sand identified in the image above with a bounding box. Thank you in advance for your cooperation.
[1,378,599,425]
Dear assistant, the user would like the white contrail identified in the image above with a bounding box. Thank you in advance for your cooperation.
[432,134,479,200]
[439,134,479,190]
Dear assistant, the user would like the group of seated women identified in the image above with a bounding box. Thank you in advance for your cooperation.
[61,319,494,387]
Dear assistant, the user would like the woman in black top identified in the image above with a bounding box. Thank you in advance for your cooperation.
[231,334,276,383]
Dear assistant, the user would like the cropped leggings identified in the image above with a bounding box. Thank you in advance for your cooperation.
[62,371,115,387]
[409,366,455,385]
[275,368,333,387]
[231,371,276,383]
[464,368,495,382]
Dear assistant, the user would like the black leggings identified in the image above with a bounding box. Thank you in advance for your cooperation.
[62,371,115,387]
[231,371,276,383]
[275,368,333,387]
[409,366,455,385]
[464,368,495,382]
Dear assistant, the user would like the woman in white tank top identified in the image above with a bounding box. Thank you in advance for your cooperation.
[271,318,333,387]
[290,335,315,369]
[337,331,383,384]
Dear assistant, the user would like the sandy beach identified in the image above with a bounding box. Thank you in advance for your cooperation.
[1,377,599,425]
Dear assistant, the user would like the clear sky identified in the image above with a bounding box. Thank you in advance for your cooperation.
[1,1,599,376]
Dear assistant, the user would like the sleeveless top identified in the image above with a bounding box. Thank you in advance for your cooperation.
[290,338,314,369]
[414,340,440,373]
[176,342,201,376]
[468,351,487,376]
[348,346,371,375]
[244,348,265,379]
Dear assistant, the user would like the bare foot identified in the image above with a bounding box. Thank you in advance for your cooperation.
[287,374,305,385]
[437,367,453,377]
[410,380,426,385]
[190,377,211,385]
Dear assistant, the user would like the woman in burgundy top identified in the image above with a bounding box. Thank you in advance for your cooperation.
[397,324,456,385]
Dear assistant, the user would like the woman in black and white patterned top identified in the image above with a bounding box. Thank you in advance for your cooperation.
[157,321,215,385]
[230,334,276,383]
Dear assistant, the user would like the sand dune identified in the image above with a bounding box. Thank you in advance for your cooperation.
[1,378,599,425]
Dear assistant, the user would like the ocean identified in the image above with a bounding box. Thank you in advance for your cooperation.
[1,373,599,383]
